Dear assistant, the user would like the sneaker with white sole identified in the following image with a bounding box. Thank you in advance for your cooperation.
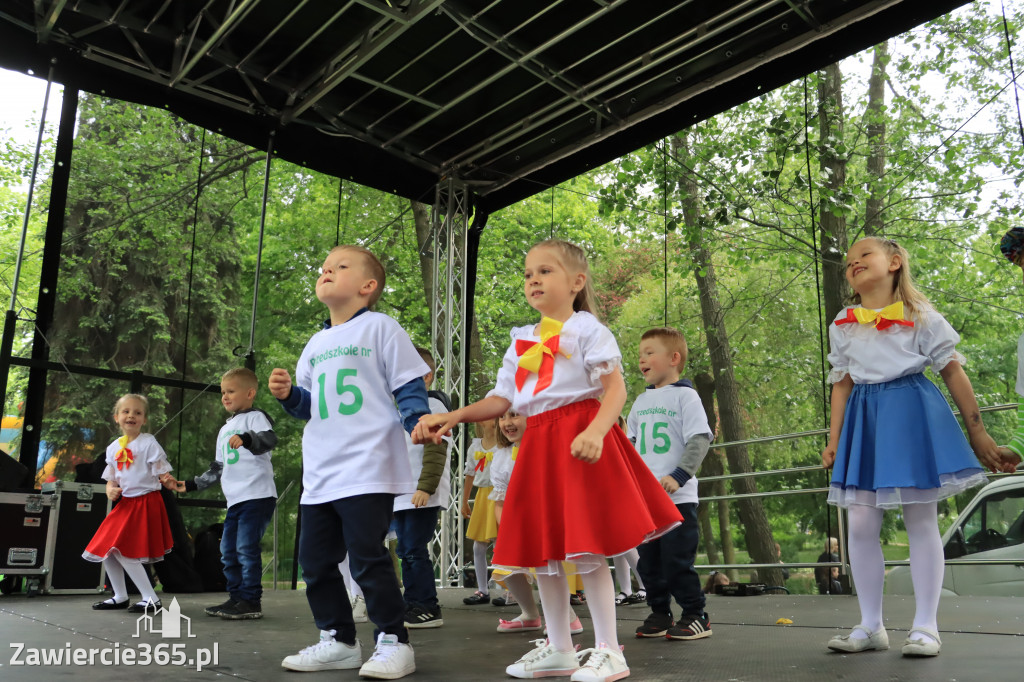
[352,595,368,624]
[281,630,362,671]
[358,633,415,679]
[571,644,630,682]
[506,639,579,679]
[666,613,711,640]
[404,605,443,629]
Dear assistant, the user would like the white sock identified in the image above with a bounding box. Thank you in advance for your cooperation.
[903,502,943,643]
[121,560,159,604]
[473,541,489,595]
[581,562,620,651]
[504,573,540,620]
[536,574,573,652]
[103,557,128,602]
[847,505,885,638]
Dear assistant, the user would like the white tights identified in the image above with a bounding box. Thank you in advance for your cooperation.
[612,548,644,594]
[473,541,490,595]
[537,563,620,653]
[104,555,158,604]
[847,503,942,643]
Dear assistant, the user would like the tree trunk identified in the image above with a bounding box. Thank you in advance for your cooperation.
[674,133,782,586]
[694,372,733,569]
[863,42,888,237]
[817,63,850,325]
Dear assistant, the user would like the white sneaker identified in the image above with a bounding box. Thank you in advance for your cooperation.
[506,639,579,679]
[281,630,362,671]
[571,644,629,682]
[358,633,415,679]
[352,595,368,623]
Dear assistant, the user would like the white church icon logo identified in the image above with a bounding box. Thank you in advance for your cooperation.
[133,597,196,639]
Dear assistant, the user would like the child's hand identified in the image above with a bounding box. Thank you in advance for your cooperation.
[970,432,1007,474]
[174,480,187,493]
[228,434,244,448]
[460,500,472,519]
[413,412,459,445]
[570,427,604,463]
[659,475,680,494]
[268,368,293,400]
[996,446,1023,472]
[159,475,178,490]
[411,490,430,508]
[821,442,837,469]
[106,485,122,502]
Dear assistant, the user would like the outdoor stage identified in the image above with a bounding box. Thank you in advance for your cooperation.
[1,588,1021,681]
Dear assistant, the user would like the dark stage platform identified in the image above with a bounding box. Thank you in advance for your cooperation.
[1,588,1021,681]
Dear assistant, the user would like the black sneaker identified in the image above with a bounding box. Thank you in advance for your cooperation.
[205,598,237,617]
[404,605,444,629]
[635,612,673,638]
[219,598,262,620]
[667,613,712,640]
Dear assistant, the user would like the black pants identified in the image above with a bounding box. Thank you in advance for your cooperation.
[299,493,407,644]
[637,501,705,619]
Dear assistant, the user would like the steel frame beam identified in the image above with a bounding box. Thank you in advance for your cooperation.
[429,175,470,588]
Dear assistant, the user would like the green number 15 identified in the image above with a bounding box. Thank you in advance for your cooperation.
[638,422,671,454]
[317,369,364,418]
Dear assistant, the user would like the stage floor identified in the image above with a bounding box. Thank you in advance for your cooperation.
[1,588,1021,681]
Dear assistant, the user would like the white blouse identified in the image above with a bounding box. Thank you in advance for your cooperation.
[101,433,172,498]
[463,437,495,488]
[488,445,517,501]
[486,311,622,416]
[827,306,965,385]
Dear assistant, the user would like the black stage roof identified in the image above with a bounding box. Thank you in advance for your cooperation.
[0,1,968,214]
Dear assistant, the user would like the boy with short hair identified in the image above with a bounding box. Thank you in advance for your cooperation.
[269,245,446,679]
[627,327,715,640]
[394,347,451,629]
[176,366,278,620]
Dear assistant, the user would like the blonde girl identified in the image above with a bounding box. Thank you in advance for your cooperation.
[415,239,679,681]
[84,394,175,613]
[462,418,500,605]
[823,237,1007,657]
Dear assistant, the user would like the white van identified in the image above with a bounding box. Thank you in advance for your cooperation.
[886,474,1024,597]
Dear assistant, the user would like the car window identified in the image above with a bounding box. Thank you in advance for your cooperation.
[960,487,1024,555]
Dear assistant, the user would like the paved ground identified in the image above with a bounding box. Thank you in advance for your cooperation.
[1,588,1022,681]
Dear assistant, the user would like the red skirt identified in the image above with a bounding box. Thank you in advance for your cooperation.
[83,490,173,564]
[493,399,681,574]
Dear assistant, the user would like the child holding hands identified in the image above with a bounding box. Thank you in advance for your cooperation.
[415,239,680,682]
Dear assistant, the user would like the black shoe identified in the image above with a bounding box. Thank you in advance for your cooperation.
[463,590,490,605]
[405,605,443,629]
[635,612,673,638]
[219,599,262,620]
[205,598,237,617]
[92,597,129,610]
[667,613,712,640]
[492,594,516,607]
[569,591,586,606]
[127,599,162,614]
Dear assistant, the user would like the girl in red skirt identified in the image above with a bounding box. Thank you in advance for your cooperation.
[415,240,680,682]
[83,394,175,613]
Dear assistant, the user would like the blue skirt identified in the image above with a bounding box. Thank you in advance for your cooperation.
[827,373,986,509]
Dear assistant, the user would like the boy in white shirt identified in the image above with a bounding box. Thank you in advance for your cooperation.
[176,367,277,620]
[627,327,715,641]
[269,245,446,679]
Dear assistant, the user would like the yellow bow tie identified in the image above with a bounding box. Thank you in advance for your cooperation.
[511,445,519,462]
[515,317,571,394]
[473,450,492,473]
[836,302,914,331]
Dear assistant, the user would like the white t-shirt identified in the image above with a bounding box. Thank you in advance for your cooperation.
[101,433,172,498]
[295,311,429,504]
[217,410,278,507]
[463,437,495,488]
[395,397,452,512]
[627,384,712,505]
[486,311,622,416]
[488,445,518,501]
[1016,332,1024,397]
[827,307,965,385]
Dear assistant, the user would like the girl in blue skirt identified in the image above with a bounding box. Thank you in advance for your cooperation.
[822,236,1011,657]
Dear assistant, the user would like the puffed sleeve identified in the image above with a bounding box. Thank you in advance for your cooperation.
[143,435,173,476]
[489,449,511,501]
[575,313,623,382]
[826,311,851,384]
[486,329,523,403]
[464,438,482,476]
[918,310,966,372]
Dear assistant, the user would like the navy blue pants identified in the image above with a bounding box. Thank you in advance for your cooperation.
[393,506,441,610]
[637,501,706,620]
[299,494,407,644]
[221,496,276,603]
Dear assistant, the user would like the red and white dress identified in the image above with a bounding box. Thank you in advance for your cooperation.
[83,433,174,564]
[487,311,681,576]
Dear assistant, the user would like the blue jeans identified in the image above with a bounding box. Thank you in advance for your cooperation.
[393,507,440,610]
[221,496,276,603]
[637,502,705,619]
[299,494,407,645]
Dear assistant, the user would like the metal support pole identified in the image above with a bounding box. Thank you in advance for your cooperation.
[430,175,470,588]
[246,133,274,370]
[18,86,79,474]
